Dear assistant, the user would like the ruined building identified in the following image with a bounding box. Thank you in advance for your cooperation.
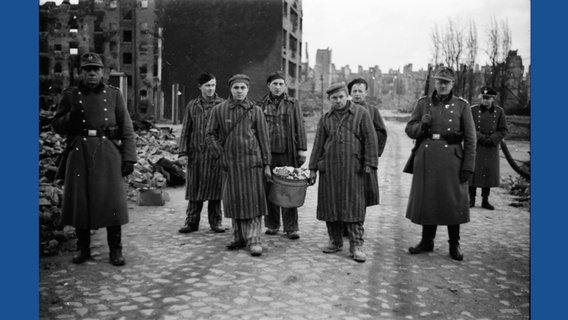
[159,0,303,122]
[39,0,163,120]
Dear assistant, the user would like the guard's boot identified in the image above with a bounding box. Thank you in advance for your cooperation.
[408,239,434,254]
[72,229,91,264]
[481,197,495,210]
[107,226,125,266]
[449,240,464,261]
[469,196,475,208]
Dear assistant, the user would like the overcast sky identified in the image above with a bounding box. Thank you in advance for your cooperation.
[40,0,530,73]
[302,0,530,72]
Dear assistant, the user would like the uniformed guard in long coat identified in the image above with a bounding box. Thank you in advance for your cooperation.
[206,74,272,257]
[405,66,476,261]
[178,72,226,233]
[347,78,388,207]
[257,72,307,240]
[468,86,508,210]
[308,82,378,263]
[52,52,137,266]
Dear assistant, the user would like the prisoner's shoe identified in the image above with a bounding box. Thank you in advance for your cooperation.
[449,244,464,261]
[109,249,125,266]
[481,199,495,210]
[178,225,198,233]
[322,243,343,253]
[72,249,91,264]
[265,228,279,235]
[226,240,246,250]
[286,231,300,240]
[250,244,263,256]
[408,240,434,254]
[211,225,226,233]
[351,247,367,263]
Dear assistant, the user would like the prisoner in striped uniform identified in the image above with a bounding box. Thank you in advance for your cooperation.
[308,82,378,263]
[347,77,388,207]
[257,72,307,240]
[206,74,272,257]
[178,72,226,234]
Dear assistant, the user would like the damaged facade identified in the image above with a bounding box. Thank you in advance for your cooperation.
[39,0,163,120]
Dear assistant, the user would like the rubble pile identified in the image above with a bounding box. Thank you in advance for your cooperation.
[38,114,185,256]
[502,159,530,209]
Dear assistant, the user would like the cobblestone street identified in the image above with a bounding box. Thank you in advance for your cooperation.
[39,119,530,320]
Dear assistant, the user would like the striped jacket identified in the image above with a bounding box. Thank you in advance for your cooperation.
[355,100,388,157]
[206,97,271,219]
[178,94,224,200]
[257,92,307,167]
[308,101,378,222]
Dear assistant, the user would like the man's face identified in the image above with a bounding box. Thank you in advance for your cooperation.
[329,90,348,109]
[350,83,367,103]
[230,82,249,101]
[434,79,454,95]
[199,78,216,98]
[268,79,286,97]
[481,94,494,106]
[81,66,103,87]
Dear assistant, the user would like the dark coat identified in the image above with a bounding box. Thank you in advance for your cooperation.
[469,103,508,187]
[206,97,271,219]
[308,101,378,222]
[52,83,137,229]
[257,92,307,167]
[405,91,476,225]
[179,94,225,201]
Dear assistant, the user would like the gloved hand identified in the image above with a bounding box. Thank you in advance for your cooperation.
[459,170,472,183]
[421,113,432,129]
[297,150,307,166]
[121,161,135,177]
[308,170,317,186]
[481,136,494,146]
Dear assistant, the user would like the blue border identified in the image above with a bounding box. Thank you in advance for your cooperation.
[531,1,566,319]
[0,1,39,318]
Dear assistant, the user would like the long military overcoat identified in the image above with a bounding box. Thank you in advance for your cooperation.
[469,103,508,188]
[355,100,388,206]
[257,92,307,167]
[308,101,378,222]
[179,94,225,201]
[52,83,137,229]
[206,97,271,219]
[405,91,476,225]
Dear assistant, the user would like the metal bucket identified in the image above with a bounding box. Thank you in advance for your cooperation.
[268,175,308,208]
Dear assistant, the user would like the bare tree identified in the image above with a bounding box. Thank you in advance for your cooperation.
[431,24,441,67]
[485,17,512,107]
[465,20,478,102]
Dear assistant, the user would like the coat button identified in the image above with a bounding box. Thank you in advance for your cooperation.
[82,119,86,123]
[104,108,108,111]
[104,118,108,121]
[104,99,107,102]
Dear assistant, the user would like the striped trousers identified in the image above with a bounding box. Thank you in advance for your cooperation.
[232,216,262,246]
[326,221,364,250]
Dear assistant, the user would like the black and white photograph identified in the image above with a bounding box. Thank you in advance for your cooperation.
[38,0,530,319]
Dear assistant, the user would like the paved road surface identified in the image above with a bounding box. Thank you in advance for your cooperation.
[40,118,530,320]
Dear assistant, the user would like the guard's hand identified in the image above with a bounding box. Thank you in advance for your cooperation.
[121,161,135,177]
[297,150,307,166]
[459,170,472,183]
[264,165,272,181]
[421,113,432,128]
[308,170,317,186]
[482,136,494,146]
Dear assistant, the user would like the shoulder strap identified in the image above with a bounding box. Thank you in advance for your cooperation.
[222,108,251,145]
